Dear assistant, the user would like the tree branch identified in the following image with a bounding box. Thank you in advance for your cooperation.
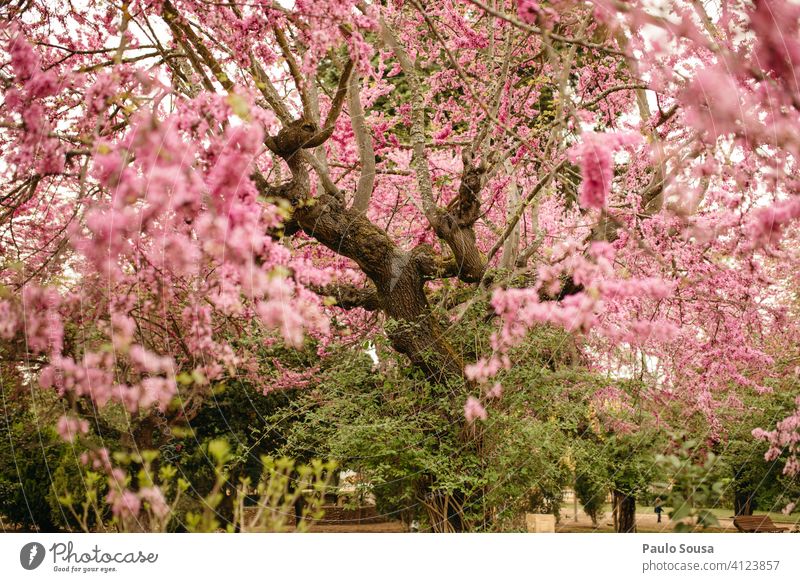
[380,18,438,223]
[348,70,376,212]
[310,282,381,311]
[274,26,315,118]
[486,159,566,266]
[162,1,234,91]
[465,0,626,55]
[304,58,354,148]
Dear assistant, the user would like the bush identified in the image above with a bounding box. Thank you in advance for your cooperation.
[0,406,64,531]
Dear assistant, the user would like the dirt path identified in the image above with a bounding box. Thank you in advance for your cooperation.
[555,509,737,533]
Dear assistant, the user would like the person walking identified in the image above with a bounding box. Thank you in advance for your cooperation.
[655,497,664,524]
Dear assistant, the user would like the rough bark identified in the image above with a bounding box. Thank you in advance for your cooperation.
[266,118,471,383]
[612,490,637,533]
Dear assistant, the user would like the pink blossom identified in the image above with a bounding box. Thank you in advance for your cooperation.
[139,487,170,519]
[600,277,674,300]
[107,489,141,520]
[257,299,311,348]
[684,67,746,139]
[56,415,89,443]
[26,71,59,99]
[746,199,800,249]
[589,241,616,262]
[567,132,640,209]
[750,0,800,87]
[465,357,504,383]
[21,286,64,355]
[129,345,174,375]
[137,377,177,411]
[0,301,18,339]
[7,34,40,81]
[464,396,487,423]
[486,383,503,399]
[517,1,541,24]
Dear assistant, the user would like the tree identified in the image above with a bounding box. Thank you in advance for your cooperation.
[3,0,800,531]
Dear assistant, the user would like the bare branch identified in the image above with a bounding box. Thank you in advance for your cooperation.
[274,26,315,118]
[413,245,460,280]
[472,28,512,157]
[162,1,234,91]
[380,18,437,223]
[348,70,376,212]
[486,159,567,266]
[304,59,354,148]
[465,0,626,55]
[249,57,294,124]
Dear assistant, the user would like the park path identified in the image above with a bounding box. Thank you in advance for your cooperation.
[556,509,738,533]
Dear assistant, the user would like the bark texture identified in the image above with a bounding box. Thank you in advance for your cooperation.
[612,490,637,533]
[264,114,481,383]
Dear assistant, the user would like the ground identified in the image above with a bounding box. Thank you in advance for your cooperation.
[308,506,800,533]
[4,506,798,533]
[554,506,800,533]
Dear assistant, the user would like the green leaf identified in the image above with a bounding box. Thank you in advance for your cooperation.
[670,502,691,522]
[208,439,231,464]
[227,92,250,120]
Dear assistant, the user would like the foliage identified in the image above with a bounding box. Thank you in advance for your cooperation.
[272,310,657,531]
[0,399,64,531]
[720,386,800,515]
[654,438,730,532]
[3,0,800,533]
[54,439,334,533]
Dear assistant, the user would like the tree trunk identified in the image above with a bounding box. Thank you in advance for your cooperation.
[422,490,466,532]
[734,491,755,516]
[500,163,520,270]
[292,184,467,383]
[612,490,636,533]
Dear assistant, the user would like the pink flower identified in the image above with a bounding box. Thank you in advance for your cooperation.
[465,357,503,383]
[129,345,174,375]
[486,383,503,399]
[137,377,177,411]
[0,301,18,339]
[750,0,800,86]
[139,487,170,519]
[26,71,59,99]
[107,489,141,519]
[568,133,639,210]
[21,286,64,355]
[464,396,487,423]
[56,415,89,443]
[517,0,549,25]
[746,199,800,248]
[590,241,616,263]
[574,140,612,209]
[433,123,453,142]
[684,67,746,139]
[8,34,40,81]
